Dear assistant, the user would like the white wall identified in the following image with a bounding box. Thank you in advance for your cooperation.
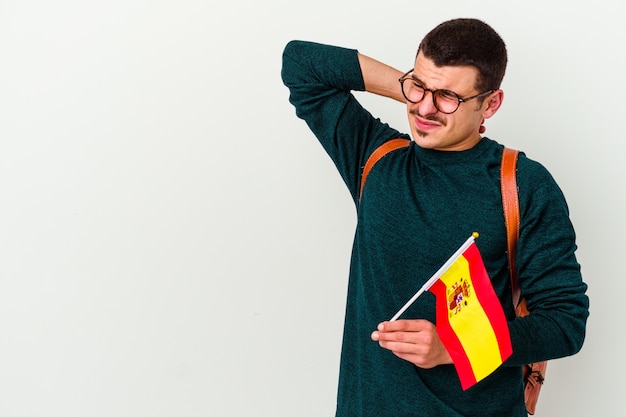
[0,1,623,416]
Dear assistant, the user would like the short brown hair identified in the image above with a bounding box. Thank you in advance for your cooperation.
[418,18,507,92]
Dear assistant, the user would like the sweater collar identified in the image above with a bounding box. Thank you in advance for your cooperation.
[410,136,493,164]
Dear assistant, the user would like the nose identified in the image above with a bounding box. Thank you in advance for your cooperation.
[415,90,439,116]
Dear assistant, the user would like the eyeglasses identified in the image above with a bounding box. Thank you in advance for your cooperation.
[399,69,494,114]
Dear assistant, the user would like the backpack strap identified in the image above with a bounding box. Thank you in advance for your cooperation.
[500,147,525,312]
[501,147,547,413]
[359,138,410,200]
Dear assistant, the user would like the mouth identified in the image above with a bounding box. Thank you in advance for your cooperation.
[412,113,443,132]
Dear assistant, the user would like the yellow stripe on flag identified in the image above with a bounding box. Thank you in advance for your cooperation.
[439,254,503,382]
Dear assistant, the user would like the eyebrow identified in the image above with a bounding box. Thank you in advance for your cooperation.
[409,73,425,84]
[410,73,475,97]
[410,74,456,94]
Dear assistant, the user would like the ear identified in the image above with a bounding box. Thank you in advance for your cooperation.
[482,89,504,119]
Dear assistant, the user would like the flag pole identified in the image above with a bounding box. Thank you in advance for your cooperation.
[389,232,479,322]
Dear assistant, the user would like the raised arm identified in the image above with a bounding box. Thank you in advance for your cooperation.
[357,53,406,103]
[281,40,408,202]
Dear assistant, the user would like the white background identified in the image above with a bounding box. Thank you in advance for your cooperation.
[0,1,623,416]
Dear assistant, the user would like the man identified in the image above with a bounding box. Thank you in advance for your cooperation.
[281,18,589,416]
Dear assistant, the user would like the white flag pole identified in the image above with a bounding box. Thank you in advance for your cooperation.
[389,232,479,322]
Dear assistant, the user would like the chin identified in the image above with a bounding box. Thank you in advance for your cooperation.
[411,131,441,150]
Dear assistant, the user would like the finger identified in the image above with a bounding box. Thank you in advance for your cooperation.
[377,319,429,332]
[376,330,413,343]
[376,328,437,345]
[392,351,439,369]
[378,339,448,368]
[379,340,420,354]
[372,328,412,342]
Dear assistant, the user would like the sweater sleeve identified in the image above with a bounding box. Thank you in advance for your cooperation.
[281,40,407,203]
[506,155,589,366]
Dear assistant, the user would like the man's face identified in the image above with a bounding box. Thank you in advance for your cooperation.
[405,52,500,151]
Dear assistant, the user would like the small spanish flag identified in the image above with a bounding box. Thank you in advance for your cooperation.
[428,234,512,390]
[389,233,512,390]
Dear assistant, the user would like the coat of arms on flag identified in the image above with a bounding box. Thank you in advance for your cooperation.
[446,277,471,316]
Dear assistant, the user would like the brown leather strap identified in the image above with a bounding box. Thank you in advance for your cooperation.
[500,147,522,310]
[359,138,410,200]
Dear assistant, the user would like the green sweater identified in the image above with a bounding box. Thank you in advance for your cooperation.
[281,40,589,417]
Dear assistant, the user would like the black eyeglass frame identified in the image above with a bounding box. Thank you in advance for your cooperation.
[398,69,495,114]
